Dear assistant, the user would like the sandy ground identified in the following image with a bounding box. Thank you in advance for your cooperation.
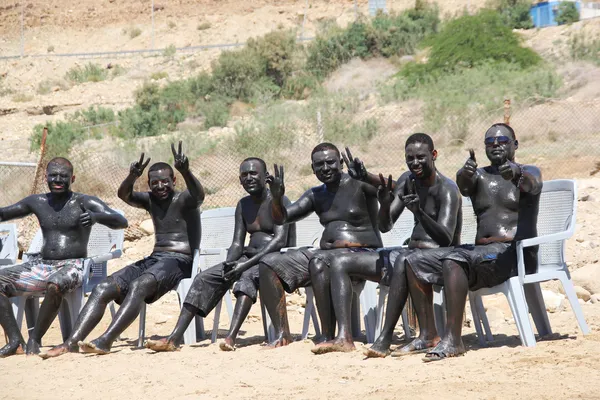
[0,180,599,399]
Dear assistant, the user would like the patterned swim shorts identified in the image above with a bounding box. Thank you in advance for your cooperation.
[0,254,85,297]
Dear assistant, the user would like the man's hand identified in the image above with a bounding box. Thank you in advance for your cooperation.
[222,261,245,282]
[342,147,368,181]
[377,173,394,208]
[79,202,96,227]
[267,164,285,199]
[499,160,520,181]
[130,153,151,177]
[171,141,189,173]
[462,149,478,178]
[401,177,420,214]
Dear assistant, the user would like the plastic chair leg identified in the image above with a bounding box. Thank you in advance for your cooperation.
[260,294,275,343]
[432,285,446,338]
[523,282,552,336]
[401,306,411,340]
[468,293,487,346]
[224,290,234,323]
[302,287,316,339]
[211,300,223,343]
[558,274,590,335]
[476,295,493,342]
[137,303,146,348]
[359,281,378,343]
[507,280,536,347]
[351,291,361,339]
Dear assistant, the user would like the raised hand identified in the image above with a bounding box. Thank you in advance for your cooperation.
[79,201,96,227]
[267,164,285,199]
[130,153,151,177]
[377,173,394,208]
[171,140,189,172]
[499,160,520,181]
[462,148,478,178]
[401,177,420,214]
[342,146,368,181]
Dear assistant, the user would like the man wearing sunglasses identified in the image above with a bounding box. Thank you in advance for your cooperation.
[406,123,542,361]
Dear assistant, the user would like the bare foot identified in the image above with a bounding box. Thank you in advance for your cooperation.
[422,339,466,363]
[219,337,235,352]
[78,339,111,355]
[264,334,293,349]
[311,338,355,355]
[39,343,78,360]
[390,337,440,358]
[25,338,41,356]
[364,337,392,358]
[0,341,25,358]
[145,338,181,352]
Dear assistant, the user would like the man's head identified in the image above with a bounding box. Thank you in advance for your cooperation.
[239,157,268,196]
[484,123,518,165]
[46,157,75,194]
[311,142,343,185]
[404,133,437,179]
[148,162,175,200]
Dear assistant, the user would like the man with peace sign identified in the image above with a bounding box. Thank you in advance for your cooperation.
[418,123,542,362]
[0,157,127,357]
[259,142,384,348]
[316,133,462,356]
[42,141,204,357]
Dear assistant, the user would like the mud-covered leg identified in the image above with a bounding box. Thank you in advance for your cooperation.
[259,262,292,348]
[146,303,197,352]
[220,295,252,351]
[309,257,335,343]
[27,283,64,355]
[0,293,25,357]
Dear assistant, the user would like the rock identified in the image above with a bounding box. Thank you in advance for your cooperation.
[542,289,565,313]
[591,294,600,304]
[579,194,594,202]
[139,219,155,235]
[575,286,591,302]
[571,264,600,295]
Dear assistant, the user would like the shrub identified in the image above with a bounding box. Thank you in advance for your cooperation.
[568,32,600,65]
[195,97,231,129]
[163,44,177,58]
[282,72,321,100]
[168,21,176,29]
[65,63,108,83]
[187,72,214,98]
[556,2,580,25]
[110,64,127,78]
[37,79,70,95]
[29,121,85,157]
[211,48,267,101]
[129,27,142,39]
[247,29,300,87]
[11,93,33,102]
[150,71,169,80]
[197,22,211,31]
[71,106,116,126]
[491,0,534,29]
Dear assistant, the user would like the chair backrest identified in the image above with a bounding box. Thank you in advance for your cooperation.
[200,207,237,267]
[295,213,324,247]
[460,196,478,245]
[0,223,18,265]
[536,179,576,269]
[381,210,414,247]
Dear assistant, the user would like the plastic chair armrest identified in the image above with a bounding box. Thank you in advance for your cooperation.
[518,231,572,248]
[90,250,123,264]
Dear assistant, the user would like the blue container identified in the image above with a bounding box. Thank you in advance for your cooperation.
[530,1,581,27]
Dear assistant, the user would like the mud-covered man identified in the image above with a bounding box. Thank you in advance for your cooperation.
[0,157,127,357]
[259,142,383,347]
[146,157,295,352]
[42,142,204,357]
[415,123,542,361]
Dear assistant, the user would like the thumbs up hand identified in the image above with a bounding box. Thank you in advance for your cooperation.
[462,148,478,178]
[80,201,96,227]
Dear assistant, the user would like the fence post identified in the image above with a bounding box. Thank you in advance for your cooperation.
[316,110,324,143]
[504,99,511,125]
[31,127,48,195]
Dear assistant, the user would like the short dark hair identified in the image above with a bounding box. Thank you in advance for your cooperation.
[405,133,434,151]
[148,162,174,178]
[311,142,340,158]
[241,157,267,173]
[487,123,516,140]
[47,157,73,173]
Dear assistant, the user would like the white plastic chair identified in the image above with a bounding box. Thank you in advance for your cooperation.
[469,180,588,347]
[11,215,125,342]
[134,207,235,346]
[0,223,18,266]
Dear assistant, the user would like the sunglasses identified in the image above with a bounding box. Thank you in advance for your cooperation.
[484,135,512,146]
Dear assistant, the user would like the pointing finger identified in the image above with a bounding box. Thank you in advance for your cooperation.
[341,151,351,168]
[345,146,354,162]
[387,174,393,192]
[139,153,145,165]
[469,148,476,162]
[178,140,183,156]
[142,157,151,169]
[171,143,177,158]
[280,165,284,183]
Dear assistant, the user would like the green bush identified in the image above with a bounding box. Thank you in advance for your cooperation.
[211,49,267,101]
[29,121,85,157]
[71,106,116,126]
[491,0,534,29]
[187,72,215,99]
[196,97,231,129]
[282,72,321,100]
[247,29,300,87]
[150,71,169,80]
[556,2,579,25]
[129,27,142,39]
[163,44,177,58]
[65,63,108,83]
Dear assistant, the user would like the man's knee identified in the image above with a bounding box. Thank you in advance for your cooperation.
[46,282,64,296]
[308,257,327,276]
[92,281,119,300]
[130,274,158,295]
[330,254,353,275]
[393,254,407,274]
[442,259,460,274]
